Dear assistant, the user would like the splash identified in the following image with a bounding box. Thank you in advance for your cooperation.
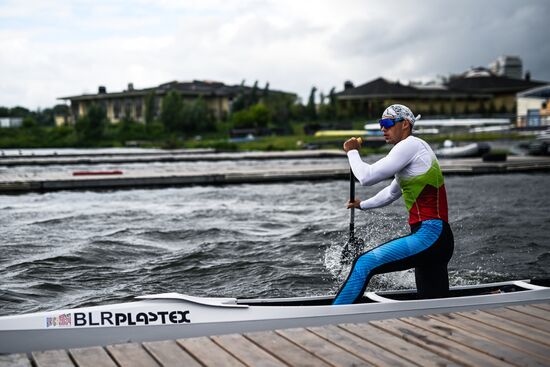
[449,268,511,286]
[323,214,413,291]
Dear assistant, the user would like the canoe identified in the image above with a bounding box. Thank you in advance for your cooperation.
[0,279,548,353]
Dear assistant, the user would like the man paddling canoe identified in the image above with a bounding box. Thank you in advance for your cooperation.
[333,104,454,304]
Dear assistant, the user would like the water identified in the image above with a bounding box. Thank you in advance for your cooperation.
[1,173,549,316]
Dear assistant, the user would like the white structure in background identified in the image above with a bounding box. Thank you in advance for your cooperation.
[489,56,523,79]
[0,117,23,128]
[364,118,511,135]
[516,85,550,128]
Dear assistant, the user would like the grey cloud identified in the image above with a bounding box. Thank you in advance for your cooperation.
[328,0,550,83]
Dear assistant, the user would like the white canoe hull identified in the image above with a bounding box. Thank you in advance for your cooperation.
[0,280,548,353]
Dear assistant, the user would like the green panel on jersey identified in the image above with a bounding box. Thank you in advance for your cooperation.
[398,160,444,210]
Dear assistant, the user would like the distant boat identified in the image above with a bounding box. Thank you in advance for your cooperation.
[314,130,369,137]
[435,140,491,158]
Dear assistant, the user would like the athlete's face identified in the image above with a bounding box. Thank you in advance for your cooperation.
[381,119,411,144]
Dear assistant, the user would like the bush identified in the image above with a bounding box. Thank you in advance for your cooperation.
[231,103,271,129]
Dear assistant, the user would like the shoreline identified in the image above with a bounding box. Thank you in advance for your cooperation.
[2,155,550,194]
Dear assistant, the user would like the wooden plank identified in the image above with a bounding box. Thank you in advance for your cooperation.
[69,347,117,367]
[143,340,202,367]
[31,350,75,367]
[432,313,550,362]
[371,318,515,367]
[402,315,548,367]
[458,309,550,346]
[507,304,550,321]
[341,322,458,367]
[0,354,32,367]
[177,336,245,367]
[483,307,550,331]
[308,324,412,366]
[277,327,376,367]
[245,330,332,367]
[106,343,159,367]
[531,303,550,312]
[212,333,287,367]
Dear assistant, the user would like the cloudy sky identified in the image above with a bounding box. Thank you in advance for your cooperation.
[1,0,549,109]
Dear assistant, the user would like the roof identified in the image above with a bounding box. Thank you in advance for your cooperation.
[59,80,295,101]
[446,75,546,94]
[336,77,487,100]
[517,84,550,99]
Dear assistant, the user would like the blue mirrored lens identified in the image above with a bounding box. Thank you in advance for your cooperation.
[379,117,404,129]
[379,118,395,129]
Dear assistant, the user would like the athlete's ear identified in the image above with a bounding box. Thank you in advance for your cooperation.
[406,120,413,134]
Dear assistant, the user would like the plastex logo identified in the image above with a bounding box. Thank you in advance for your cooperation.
[46,313,72,328]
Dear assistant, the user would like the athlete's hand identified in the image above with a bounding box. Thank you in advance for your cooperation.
[347,199,361,209]
[343,138,361,152]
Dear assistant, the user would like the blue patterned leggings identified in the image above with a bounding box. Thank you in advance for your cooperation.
[333,219,454,305]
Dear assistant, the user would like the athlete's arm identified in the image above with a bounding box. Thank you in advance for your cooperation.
[360,179,402,209]
[347,139,415,186]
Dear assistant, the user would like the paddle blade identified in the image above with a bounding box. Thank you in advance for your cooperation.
[340,237,365,265]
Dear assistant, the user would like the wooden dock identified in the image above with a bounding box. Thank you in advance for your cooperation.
[1,303,548,366]
[1,156,550,194]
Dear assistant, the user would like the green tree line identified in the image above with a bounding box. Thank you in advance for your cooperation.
[0,82,338,148]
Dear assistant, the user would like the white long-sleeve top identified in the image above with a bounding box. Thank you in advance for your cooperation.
[347,136,437,210]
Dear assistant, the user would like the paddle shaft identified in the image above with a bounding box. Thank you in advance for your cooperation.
[349,168,355,240]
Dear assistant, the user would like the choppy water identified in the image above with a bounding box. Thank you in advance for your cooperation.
[1,173,549,316]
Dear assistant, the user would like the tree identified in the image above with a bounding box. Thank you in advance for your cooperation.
[306,86,317,121]
[328,87,338,118]
[231,80,248,113]
[249,103,271,128]
[318,87,338,121]
[22,116,38,129]
[250,81,259,106]
[181,97,215,132]
[9,106,30,118]
[160,91,183,133]
[75,103,107,142]
[262,82,270,101]
[231,103,271,129]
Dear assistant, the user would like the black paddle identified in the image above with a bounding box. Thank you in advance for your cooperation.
[340,167,365,265]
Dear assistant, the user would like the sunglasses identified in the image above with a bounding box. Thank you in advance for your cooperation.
[379,117,405,129]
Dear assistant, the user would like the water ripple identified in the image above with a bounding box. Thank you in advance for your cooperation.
[1,173,549,315]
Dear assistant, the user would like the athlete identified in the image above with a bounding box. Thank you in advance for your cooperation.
[333,104,454,305]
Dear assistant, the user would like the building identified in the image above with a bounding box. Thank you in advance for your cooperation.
[516,85,550,127]
[0,117,23,128]
[335,77,491,119]
[489,56,523,79]
[336,73,546,123]
[58,80,296,125]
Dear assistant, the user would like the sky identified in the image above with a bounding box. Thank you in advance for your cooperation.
[1,0,549,110]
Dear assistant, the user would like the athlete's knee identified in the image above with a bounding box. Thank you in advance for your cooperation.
[352,252,375,275]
